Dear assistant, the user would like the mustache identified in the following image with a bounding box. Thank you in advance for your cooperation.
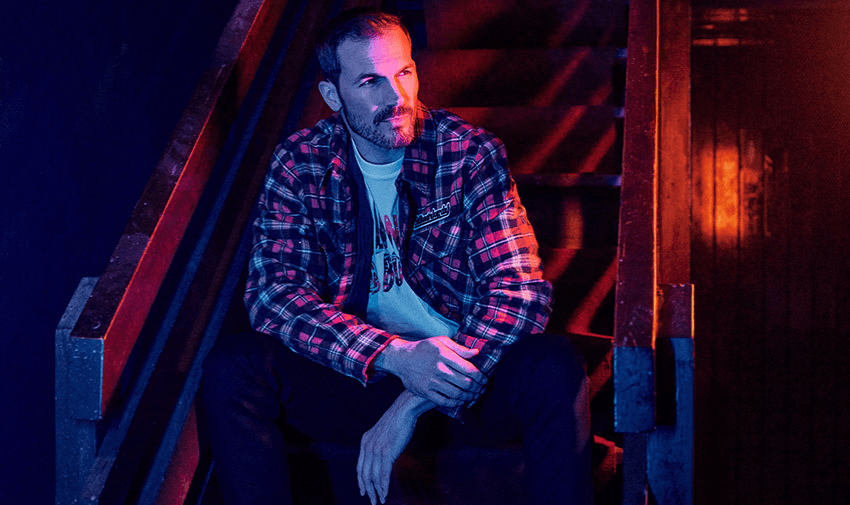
[373,105,413,124]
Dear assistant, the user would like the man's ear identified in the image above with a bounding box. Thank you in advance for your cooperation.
[318,80,342,112]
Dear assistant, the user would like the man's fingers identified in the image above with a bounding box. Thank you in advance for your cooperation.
[380,460,391,503]
[435,342,488,386]
[435,361,487,396]
[441,367,488,394]
[440,337,479,359]
[427,377,479,402]
[425,389,464,408]
[356,446,365,496]
[371,449,383,504]
[359,436,378,505]
[446,362,487,386]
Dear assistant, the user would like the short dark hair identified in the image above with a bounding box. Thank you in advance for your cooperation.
[316,8,411,86]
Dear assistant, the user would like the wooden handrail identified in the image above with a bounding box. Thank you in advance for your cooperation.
[614,0,661,433]
[69,0,289,415]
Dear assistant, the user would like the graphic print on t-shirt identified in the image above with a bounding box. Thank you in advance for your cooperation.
[370,201,403,294]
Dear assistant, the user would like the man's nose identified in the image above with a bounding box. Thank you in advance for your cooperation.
[383,77,406,106]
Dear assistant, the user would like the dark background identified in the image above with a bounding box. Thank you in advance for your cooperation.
[0,1,237,502]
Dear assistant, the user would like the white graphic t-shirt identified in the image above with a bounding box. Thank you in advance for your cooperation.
[352,142,460,341]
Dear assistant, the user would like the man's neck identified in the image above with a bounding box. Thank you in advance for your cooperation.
[346,126,404,164]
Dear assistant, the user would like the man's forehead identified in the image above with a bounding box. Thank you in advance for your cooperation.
[336,27,412,79]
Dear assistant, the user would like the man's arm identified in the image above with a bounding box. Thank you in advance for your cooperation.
[357,335,486,504]
[453,133,553,376]
[374,336,487,407]
[356,390,431,505]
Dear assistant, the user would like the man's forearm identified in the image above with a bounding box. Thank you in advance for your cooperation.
[392,388,436,418]
[371,336,487,408]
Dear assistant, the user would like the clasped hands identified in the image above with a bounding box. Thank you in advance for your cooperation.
[356,336,487,504]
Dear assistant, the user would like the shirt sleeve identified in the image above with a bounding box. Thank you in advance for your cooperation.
[455,134,554,378]
[243,144,397,385]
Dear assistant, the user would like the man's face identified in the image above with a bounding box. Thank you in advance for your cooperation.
[333,26,419,159]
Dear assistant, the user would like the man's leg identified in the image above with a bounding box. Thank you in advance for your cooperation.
[459,333,592,505]
[201,330,404,505]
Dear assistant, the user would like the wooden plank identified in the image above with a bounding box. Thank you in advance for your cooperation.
[55,277,101,505]
[733,48,766,505]
[760,82,790,505]
[807,158,841,505]
[805,43,843,503]
[614,0,658,436]
[712,43,742,505]
[785,145,816,505]
[835,118,850,505]
[154,405,200,505]
[657,0,691,286]
[689,44,718,505]
[614,0,657,351]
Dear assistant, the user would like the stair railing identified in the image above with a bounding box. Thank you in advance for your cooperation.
[614,0,694,504]
[53,0,361,502]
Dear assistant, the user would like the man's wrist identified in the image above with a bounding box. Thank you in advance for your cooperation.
[396,389,435,418]
[374,338,410,376]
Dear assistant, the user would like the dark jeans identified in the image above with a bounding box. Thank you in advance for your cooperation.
[201,330,591,505]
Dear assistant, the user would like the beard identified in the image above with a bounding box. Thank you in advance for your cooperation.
[342,101,417,150]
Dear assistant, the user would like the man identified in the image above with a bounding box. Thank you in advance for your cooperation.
[202,9,591,505]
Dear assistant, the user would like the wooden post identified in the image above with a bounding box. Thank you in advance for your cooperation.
[615,0,693,503]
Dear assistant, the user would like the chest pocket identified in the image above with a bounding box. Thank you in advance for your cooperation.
[408,215,464,268]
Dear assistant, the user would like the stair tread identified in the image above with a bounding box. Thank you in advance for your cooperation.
[414,47,620,107]
[515,173,621,187]
[538,246,619,338]
[448,105,623,176]
[423,0,627,49]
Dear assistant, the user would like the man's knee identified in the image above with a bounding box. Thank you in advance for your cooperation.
[201,330,283,409]
[506,333,587,393]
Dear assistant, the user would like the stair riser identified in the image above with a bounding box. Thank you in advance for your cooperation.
[450,106,622,175]
[423,0,627,48]
[414,48,620,107]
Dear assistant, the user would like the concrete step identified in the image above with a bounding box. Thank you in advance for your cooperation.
[449,105,623,175]
[414,47,621,107]
[423,0,627,49]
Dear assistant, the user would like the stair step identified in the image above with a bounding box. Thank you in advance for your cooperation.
[414,47,620,107]
[288,434,621,505]
[423,0,627,49]
[540,247,618,338]
[449,106,623,175]
[514,173,621,187]
[519,185,619,249]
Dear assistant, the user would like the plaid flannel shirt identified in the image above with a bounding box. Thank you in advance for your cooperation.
[245,105,553,416]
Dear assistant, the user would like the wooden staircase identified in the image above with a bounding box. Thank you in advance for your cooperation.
[55,0,695,504]
[397,1,626,501]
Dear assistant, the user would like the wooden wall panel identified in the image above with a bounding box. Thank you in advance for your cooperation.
[692,10,850,502]
[690,46,718,505]
[731,48,766,505]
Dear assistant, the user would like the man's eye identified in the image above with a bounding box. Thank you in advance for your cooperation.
[360,79,376,87]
